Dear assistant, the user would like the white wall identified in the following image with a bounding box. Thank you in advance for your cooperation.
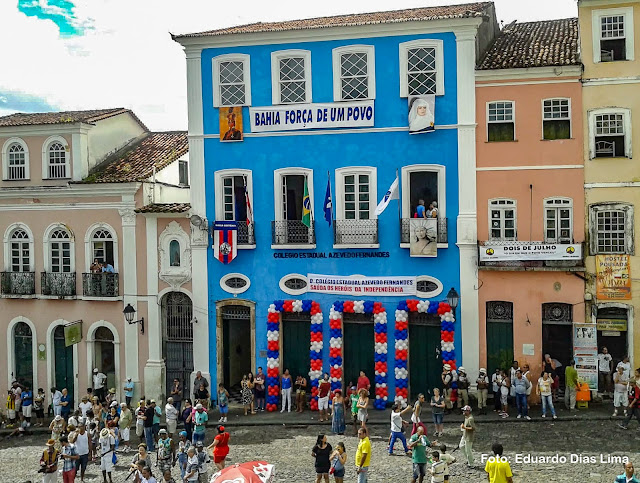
[88,112,147,171]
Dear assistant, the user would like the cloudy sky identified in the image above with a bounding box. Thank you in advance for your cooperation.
[0,0,578,131]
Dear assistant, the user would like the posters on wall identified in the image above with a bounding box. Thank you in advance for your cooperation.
[307,274,416,296]
[596,255,631,300]
[409,218,437,257]
[479,242,582,262]
[408,95,435,134]
[220,106,243,142]
[573,323,598,390]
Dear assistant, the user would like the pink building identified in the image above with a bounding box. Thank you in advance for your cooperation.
[0,109,196,408]
[475,20,585,389]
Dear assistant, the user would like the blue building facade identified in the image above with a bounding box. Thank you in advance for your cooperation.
[175,4,498,407]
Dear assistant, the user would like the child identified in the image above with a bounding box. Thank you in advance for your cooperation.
[196,441,211,483]
[177,431,191,480]
[218,383,229,423]
[6,390,16,428]
[350,387,359,435]
[438,444,456,483]
[613,365,629,417]
[429,451,447,483]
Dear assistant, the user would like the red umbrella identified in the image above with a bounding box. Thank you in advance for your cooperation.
[210,461,275,483]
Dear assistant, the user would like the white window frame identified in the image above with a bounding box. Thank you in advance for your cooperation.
[588,107,632,159]
[488,198,517,241]
[279,273,309,296]
[43,223,75,273]
[42,135,70,180]
[332,45,376,102]
[220,273,251,295]
[543,197,573,244]
[400,164,446,219]
[3,223,34,272]
[212,53,252,107]
[399,39,444,97]
[334,167,377,221]
[84,223,118,272]
[214,169,254,249]
[272,168,315,249]
[415,275,444,298]
[271,49,312,105]
[541,98,572,140]
[592,7,635,63]
[2,137,30,181]
[487,100,516,142]
[589,203,634,255]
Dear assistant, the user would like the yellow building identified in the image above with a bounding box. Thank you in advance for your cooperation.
[579,0,640,377]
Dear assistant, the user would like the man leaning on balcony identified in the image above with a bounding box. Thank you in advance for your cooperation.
[101,262,115,273]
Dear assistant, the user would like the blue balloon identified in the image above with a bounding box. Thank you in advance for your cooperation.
[266,350,278,359]
[336,357,343,365]
[363,301,374,313]
[310,379,319,387]
[451,381,458,389]
[274,300,284,311]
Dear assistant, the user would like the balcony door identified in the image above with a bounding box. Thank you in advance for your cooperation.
[50,229,72,273]
[53,325,75,399]
[273,172,313,245]
[335,168,377,245]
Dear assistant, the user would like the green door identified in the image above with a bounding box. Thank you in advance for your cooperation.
[282,313,310,380]
[343,314,375,388]
[53,325,74,399]
[409,313,442,399]
[486,301,514,374]
[14,322,33,388]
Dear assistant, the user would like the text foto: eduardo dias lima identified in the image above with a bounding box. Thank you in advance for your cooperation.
[481,454,630,464]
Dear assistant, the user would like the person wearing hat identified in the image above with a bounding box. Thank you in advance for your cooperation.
[124,377,135,407]
[79,395,92,420]
[177,431,192,479]
[441,365,454,411]
[456,367,470,412]
[193,403,208,445]
[99,427,116,482]
[40,439,59,482]
[106,387,117,407]
[459,406,476,468]
[49,414,66,451]
[195,439,211,483]
[476,369,490,415]
[156,428,174,475]
[93,368,107,403]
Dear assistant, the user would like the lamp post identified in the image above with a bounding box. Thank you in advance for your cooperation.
[123,304,145,334]
[446,287,460,319]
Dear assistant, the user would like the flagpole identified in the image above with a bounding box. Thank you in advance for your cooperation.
[396,168,401,221]
[327,170,332,222]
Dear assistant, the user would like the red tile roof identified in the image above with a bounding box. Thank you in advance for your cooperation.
[478,18,580,70]
[173,2,493,38]
[135,203,191,214]
[0,108,147,129]
[86,131,188,183]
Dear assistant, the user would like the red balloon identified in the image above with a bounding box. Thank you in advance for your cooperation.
[343,301,354,313]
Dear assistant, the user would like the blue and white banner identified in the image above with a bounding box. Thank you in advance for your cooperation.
[250,100,374,133]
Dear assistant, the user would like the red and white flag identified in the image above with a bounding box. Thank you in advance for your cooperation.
[213,221,237,264]
[244,177,253,227]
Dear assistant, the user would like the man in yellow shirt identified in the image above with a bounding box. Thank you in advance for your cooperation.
[484,443,513,483]
[355,427,371,483]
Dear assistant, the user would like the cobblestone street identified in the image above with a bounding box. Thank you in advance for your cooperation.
[1,407,638,482]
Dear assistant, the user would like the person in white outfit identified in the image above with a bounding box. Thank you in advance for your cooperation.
[165,397,178,436]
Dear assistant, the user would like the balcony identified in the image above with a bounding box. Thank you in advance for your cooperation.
[334,219,378,246]
[237,222,256,246]
[271,220,316,246]
[400,218,448,244]
[478,241,585,271]
[41,272,76,297]
[1,272,36,296]
[82,273,119,298]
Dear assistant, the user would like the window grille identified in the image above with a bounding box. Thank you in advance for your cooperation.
[416,280,439,294]
[48,142,67,179]
[407,47,436,95]
[224,277,247,289]
[596,210,626,253]
[7,143,26,180]
[340,52,368,100]
[542,303,572,323]
[601,15,625,38]
[486,301,513,322]
[284,277,307,290]
[10,229,30,272]
[219,61,246,106]
[279,57,306,104]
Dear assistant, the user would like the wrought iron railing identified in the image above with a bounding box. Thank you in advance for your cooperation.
[271,220,316,245]
[41,272,76,297]
[236,222,255,245]
[400,218,448,244]
[1,272,35,295]
[82,273,119,297]
[334,219,378,245]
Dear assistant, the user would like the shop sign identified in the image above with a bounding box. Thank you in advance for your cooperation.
[479,242,581,261]
[307,273,415,296]
[250,100,374,133]
[596,318,627,332]
[573,323,597,390]
[64,320,82,347]
[601,331,621,337]
[596,255,631,300]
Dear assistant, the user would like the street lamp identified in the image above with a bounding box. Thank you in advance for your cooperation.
[123,304,145,334]
[446,287,460,316]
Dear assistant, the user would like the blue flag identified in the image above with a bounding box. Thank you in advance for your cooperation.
[323,175,332,226]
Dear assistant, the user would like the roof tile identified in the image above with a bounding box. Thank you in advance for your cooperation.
[0,108,140,128]
[478,18,579,70]
[135,203,191,214]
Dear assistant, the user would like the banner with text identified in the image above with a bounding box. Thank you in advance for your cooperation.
[573,323,598,390]
[307,273,416,296]
[250,101,374,133]
[479,242,581,261]
[596,254,631,300]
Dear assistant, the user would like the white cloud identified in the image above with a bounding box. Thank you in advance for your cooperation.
[0,0,578,131]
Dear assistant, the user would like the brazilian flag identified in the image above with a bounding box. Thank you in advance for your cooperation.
[302,177,311,227]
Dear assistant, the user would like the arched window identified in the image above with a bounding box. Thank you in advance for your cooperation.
[10,228,30,272]
[92,229,114,266]
[7,143,27,180]
[169,240,181,267]
[48,142,67,179]
[50,228,72,273]
[14,322,33,388]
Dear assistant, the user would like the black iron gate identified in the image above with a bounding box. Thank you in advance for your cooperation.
[162,292,194,400]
